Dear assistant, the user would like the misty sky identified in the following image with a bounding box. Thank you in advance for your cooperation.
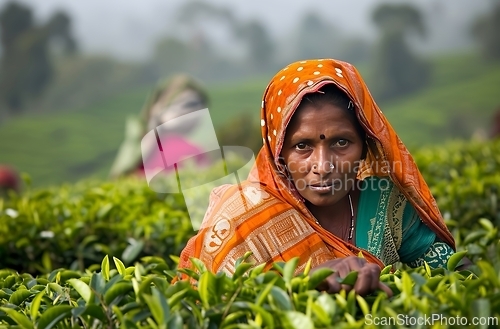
[0,0,493,61]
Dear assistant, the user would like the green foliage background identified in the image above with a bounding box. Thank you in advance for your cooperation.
[1,53,500,187]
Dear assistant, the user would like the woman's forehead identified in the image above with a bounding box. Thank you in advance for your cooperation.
[261,59,356,156]
[286,103,358,137]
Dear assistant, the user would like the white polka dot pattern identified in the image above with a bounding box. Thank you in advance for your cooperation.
[260,58,359,153]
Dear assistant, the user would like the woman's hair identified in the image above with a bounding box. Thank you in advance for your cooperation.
[297,84,366,144]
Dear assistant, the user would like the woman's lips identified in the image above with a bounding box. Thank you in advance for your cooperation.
[308,181,337,192]
[308,185,333,192]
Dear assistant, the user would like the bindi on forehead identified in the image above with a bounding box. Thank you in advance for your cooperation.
[320,134,325,140]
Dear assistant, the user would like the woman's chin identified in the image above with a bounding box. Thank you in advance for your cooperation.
[303,193,342,208]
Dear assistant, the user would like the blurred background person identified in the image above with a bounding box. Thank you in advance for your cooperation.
[109,74,210,179]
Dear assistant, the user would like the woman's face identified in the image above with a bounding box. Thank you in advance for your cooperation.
[281,102,364,208]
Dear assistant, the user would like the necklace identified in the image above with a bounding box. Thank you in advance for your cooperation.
[347,194,354,241]
[315,193,355,242]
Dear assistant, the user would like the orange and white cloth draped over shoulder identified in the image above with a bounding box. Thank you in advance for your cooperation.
[179,59,455,275]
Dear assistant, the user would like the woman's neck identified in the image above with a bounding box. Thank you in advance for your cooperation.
[308,186,360,240]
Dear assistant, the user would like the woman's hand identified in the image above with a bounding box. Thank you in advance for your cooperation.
[311,256,393,297]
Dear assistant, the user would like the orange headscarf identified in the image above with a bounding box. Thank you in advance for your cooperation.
[179,59,455,274]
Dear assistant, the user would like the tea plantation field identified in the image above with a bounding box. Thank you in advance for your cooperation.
[1,53,500,188]
[0,138,499,328]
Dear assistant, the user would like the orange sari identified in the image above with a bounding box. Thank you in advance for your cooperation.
[179,59,455,274]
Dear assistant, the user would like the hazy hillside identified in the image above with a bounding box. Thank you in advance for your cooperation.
[383,54,500,148]
[0,78,267,187]
[0,53,499,187]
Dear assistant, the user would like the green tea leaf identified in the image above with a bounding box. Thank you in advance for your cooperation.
[269,286,292,311]
[143,287,170,325]
[308,268,334,290]
[477,260,500,287]
[356,295,370,316]
[282,311,314,329]
[233,262,253,279]
[302,258,312,276]
[3,275,17,289]
[122,240,144,265]
[167,312,183,329]
[41,251,52,273]
[81,304,107,322]
[447,250,468,271]
[58,270,81,283]
[47,283,63,294]
[249,263,266,278]
[424,261,431,277]
[113,257,126,275]
[167,287,189,309]
[401,272,413,297]
[97,203,113,219]
[30,290,45,322]
[231,301,275,328]
[478,218,494,231]
[271,262,285,276]
[283,257,299,288]
[309,301,330,326]
[189,258,207,274]
[234,251,253,268]
[68,279,92,304]
[380,265,392,275]
[198,271,217,308]
[103,281,133,305]
[255,277,278,307]
[221,311,248,327]
[169,255,180,265]
[424,277,444,291]
[463,231,486,245]
[8,289,32,306]
[89,272,106,296]
[315,294,336,318]
[0,307,33,329]
[37,305,72,329]
[101,255,110,281]
[338,271,358,286]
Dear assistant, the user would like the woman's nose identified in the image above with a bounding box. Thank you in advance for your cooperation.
[311,151,334,174]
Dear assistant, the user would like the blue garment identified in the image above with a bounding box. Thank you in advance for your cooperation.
[356,176,453,268]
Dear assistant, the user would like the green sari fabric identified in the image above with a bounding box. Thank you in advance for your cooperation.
[356,177,453,268]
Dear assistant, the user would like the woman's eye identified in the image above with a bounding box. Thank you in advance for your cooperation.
[295,142,308,150]
[335,139,349,147]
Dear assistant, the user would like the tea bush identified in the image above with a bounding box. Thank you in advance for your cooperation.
[0,243,498,328]
[0,153,250,274]
[414,138,500,230]
[0,138,499,328]
[0,178,193,274]
[414,138,500,266]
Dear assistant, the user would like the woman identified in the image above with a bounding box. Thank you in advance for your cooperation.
[109,74,209,179]
[179,59,456,295]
